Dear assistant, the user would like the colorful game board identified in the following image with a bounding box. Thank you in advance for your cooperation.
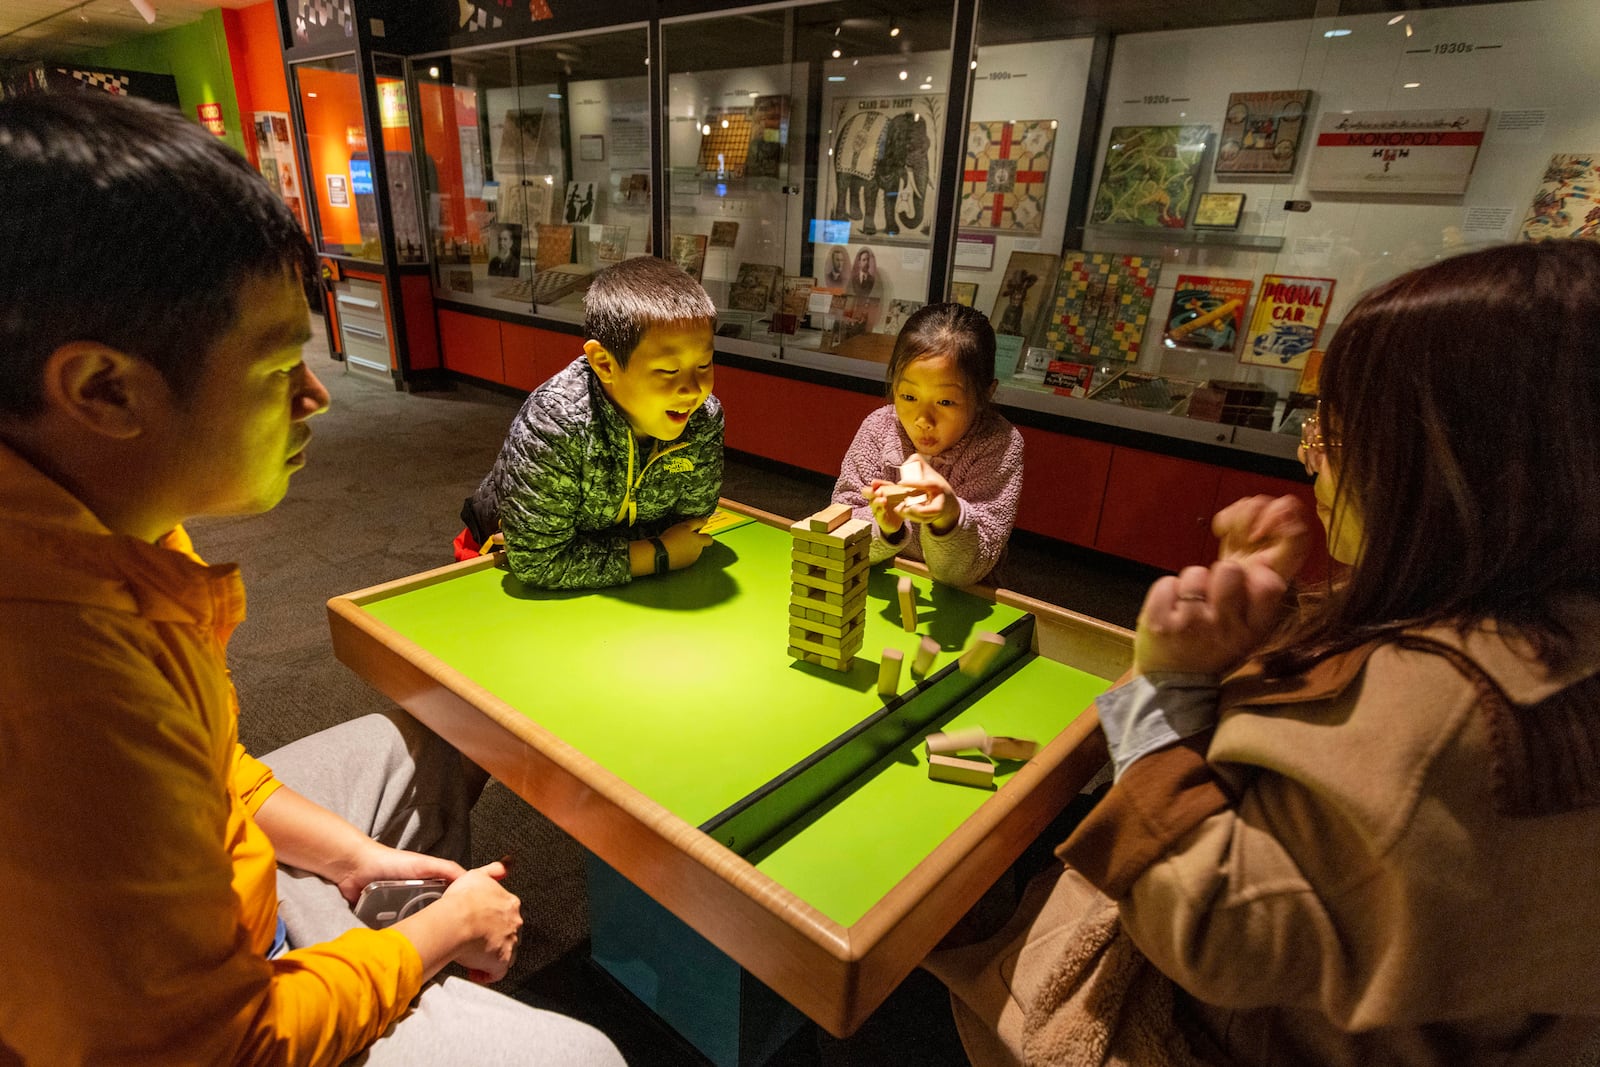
[699,110,753,178]
[1044,251,1163,362]
[959,119,1056,234]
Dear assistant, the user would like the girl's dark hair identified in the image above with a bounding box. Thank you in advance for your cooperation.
[885,302,997,415]
[584,255,716,367]
[0,90,317,417]
[1270,240,1600,673]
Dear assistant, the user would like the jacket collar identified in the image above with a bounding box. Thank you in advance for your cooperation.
[1220,640,1386,709]
[0,441,245,638]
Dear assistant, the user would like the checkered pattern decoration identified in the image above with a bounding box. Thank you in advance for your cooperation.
[1044,251,1162,363]
[959,120,1056,234]
[60,70,129,95]
[461,1,504,30]
[293,0,353,43]
[698,111,753,177]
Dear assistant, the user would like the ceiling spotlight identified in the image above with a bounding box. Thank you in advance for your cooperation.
[1387,13,1405,24]
[919,82,932,90]
[898,70,908,81]
[831,47,841,58]
[129,0,157,24]
[833,25,840,36]
[1405,23,1414,36]
[428,66,439,78]
[889,20,900,37]
[1403,81,1421,88]
[1323,27,1352,37]
[827,75,846,82]
[720,118,729,128]
[701,124,711,135]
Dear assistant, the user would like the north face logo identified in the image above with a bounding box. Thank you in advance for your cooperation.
[664,456,694,473]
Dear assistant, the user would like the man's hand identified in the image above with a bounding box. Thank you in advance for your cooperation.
[392,859,522,984]
[660,517,712,570]
[333,840,466,905]
[1213,494,1310,584]
[1133,560,1287,676]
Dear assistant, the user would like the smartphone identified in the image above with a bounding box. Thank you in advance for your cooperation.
[353,878,449,927]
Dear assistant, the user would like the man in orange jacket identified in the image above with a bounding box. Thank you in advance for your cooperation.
[0,91,622,1065]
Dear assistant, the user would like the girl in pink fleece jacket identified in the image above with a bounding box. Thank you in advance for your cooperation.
[832,302,1024,587]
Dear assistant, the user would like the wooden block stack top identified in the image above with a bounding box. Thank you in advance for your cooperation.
[788,510,872,671]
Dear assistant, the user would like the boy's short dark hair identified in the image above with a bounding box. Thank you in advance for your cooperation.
[0,90,316,418]
[885,302,998,416]
[583,256,716,367]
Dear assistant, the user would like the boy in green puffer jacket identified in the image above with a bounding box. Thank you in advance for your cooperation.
[461,256,724,589]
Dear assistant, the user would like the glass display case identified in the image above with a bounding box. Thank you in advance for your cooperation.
[661,3,956,369]
[966,0,1600,458]
[409,26,650,323]
[294,54,382,263]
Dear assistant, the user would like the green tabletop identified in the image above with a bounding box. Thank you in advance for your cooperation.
[359,517,1108,924]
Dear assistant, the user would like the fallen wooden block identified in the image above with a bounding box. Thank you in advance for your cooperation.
[911,635,939,676]
[985,735,1040,761]
[877,648,903,699]
[925,726,989,757]
[958,631,1005,677]
[928,753,994,789]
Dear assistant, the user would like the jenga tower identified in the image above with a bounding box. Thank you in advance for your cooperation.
[787,506,871,671]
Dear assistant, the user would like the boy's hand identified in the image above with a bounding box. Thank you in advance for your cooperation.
[660,517,712,570]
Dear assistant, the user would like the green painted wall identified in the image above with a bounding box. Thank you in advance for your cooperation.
[79,10,245,157]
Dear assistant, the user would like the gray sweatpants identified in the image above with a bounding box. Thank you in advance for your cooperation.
[262,710,625,1066]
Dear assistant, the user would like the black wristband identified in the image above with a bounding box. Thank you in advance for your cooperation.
[650,536,669,575]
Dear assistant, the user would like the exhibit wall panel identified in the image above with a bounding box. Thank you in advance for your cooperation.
[1082,0,1600,396]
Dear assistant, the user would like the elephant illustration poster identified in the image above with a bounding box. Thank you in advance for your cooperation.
[960,120,1056,234]
[826,94,943,243]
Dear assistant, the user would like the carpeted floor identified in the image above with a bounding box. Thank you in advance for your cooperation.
[188,319,1157,1063]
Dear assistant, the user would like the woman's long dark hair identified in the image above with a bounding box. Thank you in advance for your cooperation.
[1269,240,1600,673]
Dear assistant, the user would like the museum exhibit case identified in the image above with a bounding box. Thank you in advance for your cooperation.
[409,26,651,323]
[283,0,1594,567]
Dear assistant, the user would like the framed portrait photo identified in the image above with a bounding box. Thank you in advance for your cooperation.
[1192,192,1246,229]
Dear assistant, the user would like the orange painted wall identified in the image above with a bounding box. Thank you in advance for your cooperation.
[225,3,288,115]
[297,65,367,249]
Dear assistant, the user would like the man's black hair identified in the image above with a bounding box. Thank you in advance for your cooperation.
[583,255,716,367]
[0,90,317,416]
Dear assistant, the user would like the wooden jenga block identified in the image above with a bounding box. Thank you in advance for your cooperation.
[789,627,864,658]
[808,503,852,533]
[877,648,903,698]
[789,517,871,551]
[878,484,927,508]
[986,735,1040,762]
[928,753,994,789]
[787,611,862,641]
[898,576,917,632]
[925,726,989,757]
[958,631,1005,677]
[791,561,869,596]
[912,635,939,676]
[788,618,864,650]
[791,582,867,613]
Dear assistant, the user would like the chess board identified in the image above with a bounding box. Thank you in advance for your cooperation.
[959,120,1056,234]
[1043,252,1162,363]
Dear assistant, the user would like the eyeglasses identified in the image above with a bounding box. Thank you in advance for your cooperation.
[1298,405,1341,475]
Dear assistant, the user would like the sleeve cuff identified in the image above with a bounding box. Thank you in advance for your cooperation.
[1096,672,1220,780]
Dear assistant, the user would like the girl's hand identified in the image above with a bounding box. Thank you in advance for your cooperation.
[896,454,959,535]
[1133,560,1287,676]
[1213,494,1310,583]
[864,480,906,535]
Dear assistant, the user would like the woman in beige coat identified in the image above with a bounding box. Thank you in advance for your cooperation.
[929,239,1600,1067]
